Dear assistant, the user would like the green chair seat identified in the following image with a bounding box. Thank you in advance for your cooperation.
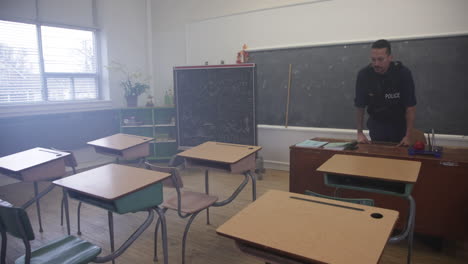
[2,197,151,264]
[15,236,101,264]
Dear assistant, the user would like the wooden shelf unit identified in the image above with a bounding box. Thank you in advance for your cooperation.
[119,107,177,160]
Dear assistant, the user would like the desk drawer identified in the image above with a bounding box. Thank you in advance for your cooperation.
[22,159,66,182]
[185,154,256,174]
[68,182,163,214]
[324,173,413,197]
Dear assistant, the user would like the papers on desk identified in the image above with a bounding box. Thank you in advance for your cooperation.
[322,141,357,150]
[296,140,328,148]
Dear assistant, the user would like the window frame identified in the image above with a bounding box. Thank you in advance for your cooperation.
[0,18,103,107]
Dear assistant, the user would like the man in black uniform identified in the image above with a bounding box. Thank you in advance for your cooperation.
[355,39,416,146]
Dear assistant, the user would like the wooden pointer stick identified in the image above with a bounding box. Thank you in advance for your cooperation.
[285,64,292,127]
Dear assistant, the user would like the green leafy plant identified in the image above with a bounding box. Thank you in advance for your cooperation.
[107,61,149,97]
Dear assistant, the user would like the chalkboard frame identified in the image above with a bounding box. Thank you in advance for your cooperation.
[173,64,257,149]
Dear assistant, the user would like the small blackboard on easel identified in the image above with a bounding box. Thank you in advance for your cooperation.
[174,64,256,148]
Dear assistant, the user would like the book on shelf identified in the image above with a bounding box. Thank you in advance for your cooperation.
[322,141,358,150]
[296,139,328,148]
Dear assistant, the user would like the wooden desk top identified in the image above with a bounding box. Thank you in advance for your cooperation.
[177,141,261,164]
[217,190,398,264]
[0,148,70,172]
[53,164,170,200]
[87,133,153,151]
[317,154,421,183]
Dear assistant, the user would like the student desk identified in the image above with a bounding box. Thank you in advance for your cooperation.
[217,189,398,264]
[87,133,153,162]
[317,154,420,264]
[177,141,261,203]
[53,164,170,264]
[0,147,70,233]
[290,139,468,241]
[317,154,420,197]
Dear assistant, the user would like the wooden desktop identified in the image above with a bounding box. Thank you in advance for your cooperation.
[0,147,71,233]
[317,154,420,264]
[178,141,261,201]
[290,138,468,241]
[53,164,171,264]
[87,133,153,160]
[318,154,420,194]
[217,189,398,264]
[0,147,70,182]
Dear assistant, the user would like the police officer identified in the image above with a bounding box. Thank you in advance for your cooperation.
[355,39,416,146]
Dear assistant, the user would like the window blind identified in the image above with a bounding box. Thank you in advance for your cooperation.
[0,20,42,103]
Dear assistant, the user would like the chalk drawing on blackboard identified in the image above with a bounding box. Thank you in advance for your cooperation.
[174,64,256,148]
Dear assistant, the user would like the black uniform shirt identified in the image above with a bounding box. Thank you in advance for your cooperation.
[354,61,417,124]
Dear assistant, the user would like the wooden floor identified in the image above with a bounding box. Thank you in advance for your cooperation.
[1,168,466,264]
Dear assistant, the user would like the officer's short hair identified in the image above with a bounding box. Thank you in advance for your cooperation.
[372,39,391,55]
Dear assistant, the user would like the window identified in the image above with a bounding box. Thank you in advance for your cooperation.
[0,20,99,104]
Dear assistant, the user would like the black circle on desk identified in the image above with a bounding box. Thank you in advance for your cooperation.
[248,147,253,149]
[371,213,383,219]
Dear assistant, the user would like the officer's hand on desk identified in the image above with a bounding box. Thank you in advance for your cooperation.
[357,132,370,144]
[397,136,411,147]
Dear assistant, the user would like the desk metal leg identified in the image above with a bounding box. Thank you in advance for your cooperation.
[154,207,169,264]
[205,169,210,225]
[182,211,201,264]
[213,172,249,207]
[388,195,415,264]
[137,157,147,168]
[93,209,155,263]
[108,211,115,264]
[407,196,415,264]
[1,228,6,264]
[247,171,257,201]
[33,182,43,232]
[27,182,70,235]
[62,189,71,235]
[77,201,83,235]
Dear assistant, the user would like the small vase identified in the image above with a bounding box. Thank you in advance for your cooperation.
[126,95,137,107]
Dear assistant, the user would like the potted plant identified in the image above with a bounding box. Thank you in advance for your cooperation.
[122,78,149,107]
[107,61,149,107]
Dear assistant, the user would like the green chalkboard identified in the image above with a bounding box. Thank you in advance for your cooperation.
[174,64,256,148]
[251,35,468,135]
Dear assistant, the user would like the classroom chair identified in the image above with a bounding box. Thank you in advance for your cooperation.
[145,162,218,264]
[0,198,154,264]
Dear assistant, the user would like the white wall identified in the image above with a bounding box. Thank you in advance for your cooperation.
[151,0,468,169]
[186,0,468,64]
[151,0,319,105]
[96,0,150,108]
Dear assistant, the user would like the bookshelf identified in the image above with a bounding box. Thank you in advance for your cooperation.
[119,107,177,160]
